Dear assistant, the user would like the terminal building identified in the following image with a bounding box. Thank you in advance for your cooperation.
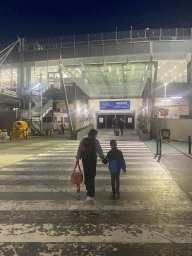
[0,28,192,139]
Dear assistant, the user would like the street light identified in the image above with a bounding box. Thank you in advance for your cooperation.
[164,82,168,119]
[145,28,149,39]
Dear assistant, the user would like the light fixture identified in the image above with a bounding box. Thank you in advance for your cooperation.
[162,99,171,102]
[171,96,182,99]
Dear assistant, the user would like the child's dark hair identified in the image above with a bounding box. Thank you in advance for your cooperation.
[110,140,117,146]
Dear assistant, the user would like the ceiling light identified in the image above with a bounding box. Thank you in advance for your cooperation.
[162,100,171,101]
[171,97,182,99]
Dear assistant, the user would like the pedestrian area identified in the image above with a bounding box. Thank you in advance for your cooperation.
[0,130,192,255]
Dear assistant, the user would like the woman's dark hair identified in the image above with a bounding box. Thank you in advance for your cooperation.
[88,129,98,138]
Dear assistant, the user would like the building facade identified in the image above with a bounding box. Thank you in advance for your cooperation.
[0,28,192,133]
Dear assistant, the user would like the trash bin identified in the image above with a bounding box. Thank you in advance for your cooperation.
[160,129,170,143]
[1,130,8,140]
[13,121,29,139]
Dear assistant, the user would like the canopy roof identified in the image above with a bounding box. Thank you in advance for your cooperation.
[60,61,153,99]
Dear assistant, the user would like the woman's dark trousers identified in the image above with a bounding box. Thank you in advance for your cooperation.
[82,158,96,197]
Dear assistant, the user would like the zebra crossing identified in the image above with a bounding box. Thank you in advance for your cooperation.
[0,139,192,255]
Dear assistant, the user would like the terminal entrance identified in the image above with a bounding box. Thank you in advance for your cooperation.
[97,113,135,129]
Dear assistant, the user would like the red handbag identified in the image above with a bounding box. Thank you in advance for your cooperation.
[71,162,83,194]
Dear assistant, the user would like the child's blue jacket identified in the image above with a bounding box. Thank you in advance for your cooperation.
[105,147,126,173]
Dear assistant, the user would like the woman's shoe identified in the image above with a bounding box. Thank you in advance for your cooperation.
[87,196,94,201]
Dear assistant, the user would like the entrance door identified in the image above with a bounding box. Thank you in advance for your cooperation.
[107,115,115,128]
[125,114,135,129]
[116,115,125,128]
[97,115,106,128]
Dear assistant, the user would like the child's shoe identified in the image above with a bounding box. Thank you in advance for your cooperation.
[110,192,115,199]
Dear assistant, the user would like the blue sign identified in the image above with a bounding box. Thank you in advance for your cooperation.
[100,101,130,110]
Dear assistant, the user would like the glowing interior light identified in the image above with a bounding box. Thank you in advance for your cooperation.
[171,96,182,98]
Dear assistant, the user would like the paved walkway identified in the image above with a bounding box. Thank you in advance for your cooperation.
[0,129,192,255]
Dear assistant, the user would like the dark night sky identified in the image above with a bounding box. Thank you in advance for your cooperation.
[1,0,192,43]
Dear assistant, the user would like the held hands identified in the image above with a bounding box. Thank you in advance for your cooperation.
[102,158,108,164]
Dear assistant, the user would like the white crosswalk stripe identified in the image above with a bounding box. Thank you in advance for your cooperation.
[0,139,192,255]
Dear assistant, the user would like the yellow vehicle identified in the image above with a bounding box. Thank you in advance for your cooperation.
[13,121,29,139]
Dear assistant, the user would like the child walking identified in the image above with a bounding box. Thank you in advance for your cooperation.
[103,140,126,199]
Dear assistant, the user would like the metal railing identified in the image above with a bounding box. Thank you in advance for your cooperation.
[155,136,192,162]
[1,28,192,52]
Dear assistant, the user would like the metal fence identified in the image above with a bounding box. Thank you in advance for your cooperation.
[1,28,192,52]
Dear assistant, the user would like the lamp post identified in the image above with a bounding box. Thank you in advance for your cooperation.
[130,26,133,42]
[164,82,167,111]
[145,28,149,40]
[164,82,168,129]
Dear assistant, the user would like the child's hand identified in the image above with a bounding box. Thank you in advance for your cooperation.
[102,158,108,164]
[123,169,126,174]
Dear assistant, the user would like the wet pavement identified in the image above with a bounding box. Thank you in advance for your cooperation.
[0,129,192,255]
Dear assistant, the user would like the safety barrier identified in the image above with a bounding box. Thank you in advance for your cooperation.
[1,28,192,52]
[155,136,192,162]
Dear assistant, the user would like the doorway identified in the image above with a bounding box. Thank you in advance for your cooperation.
[97,113,135,129]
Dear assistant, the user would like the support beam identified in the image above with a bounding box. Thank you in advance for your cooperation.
[58,63,74,132]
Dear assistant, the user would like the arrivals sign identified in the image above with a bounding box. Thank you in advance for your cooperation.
[100,101,130,110]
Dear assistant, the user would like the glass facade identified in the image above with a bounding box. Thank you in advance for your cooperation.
[0,53,189,95]
[157,59,187,83]
[0,64,18,89]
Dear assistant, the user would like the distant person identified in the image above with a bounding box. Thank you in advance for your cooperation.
[103,140,126,199]
[118,118,125,135]
[76,129,104,201]
[60,122,66,134]
[112,117,118,134]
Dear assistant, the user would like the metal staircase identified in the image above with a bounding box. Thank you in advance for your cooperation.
[22,84,53,133]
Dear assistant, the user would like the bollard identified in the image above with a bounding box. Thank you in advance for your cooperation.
[189,136,191,155]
